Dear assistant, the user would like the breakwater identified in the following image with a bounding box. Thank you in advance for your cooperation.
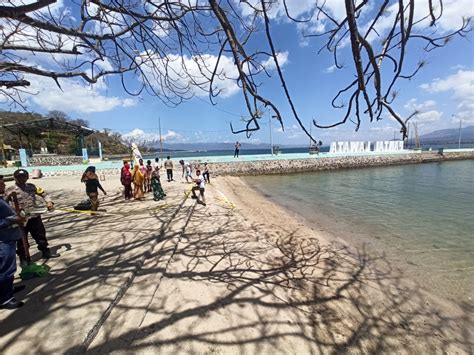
[2,150,473,178]
[207,151,474,176]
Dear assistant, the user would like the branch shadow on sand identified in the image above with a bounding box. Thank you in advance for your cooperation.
[80,202,473,353]
[1,186,472,354]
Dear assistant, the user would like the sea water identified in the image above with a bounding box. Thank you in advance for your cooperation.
[246,160,474,304]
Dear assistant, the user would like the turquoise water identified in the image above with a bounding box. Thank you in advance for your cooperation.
[246,160,474,304]
[1,148,473,175]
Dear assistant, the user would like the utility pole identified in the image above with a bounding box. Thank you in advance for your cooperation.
[158,116,163,160]
[0,123,6,167]
[458,117,462,149]
[269,112,273,155]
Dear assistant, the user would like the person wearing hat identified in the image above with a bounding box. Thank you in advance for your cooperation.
[5,169,59,261]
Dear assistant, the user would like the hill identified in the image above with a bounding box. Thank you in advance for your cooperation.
[0,111,129,155]
[419,126,474,143]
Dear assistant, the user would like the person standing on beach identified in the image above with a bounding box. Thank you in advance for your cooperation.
[234,141,241,158]
[0,175,25,310]
[145,160,153,192]
[185,163,192,183]
[5,169,59,261]
[151,166,166,201]
[132,165,145,200]
[203,162,211,184]
[81,166,107,212]
[164,156,174,182]
[120,161,133,200]
[138,159,147,192]
[191,169,206,205]
[179,160,185,179]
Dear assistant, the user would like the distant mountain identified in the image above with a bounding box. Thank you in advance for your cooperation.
[419,126,474,143]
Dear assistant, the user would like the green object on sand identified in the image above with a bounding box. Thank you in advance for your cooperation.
[20,263,50,280]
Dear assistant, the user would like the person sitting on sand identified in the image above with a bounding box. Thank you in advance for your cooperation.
[151,166,166,201]
[191,169,206,206]
[81,166,106,212]
[132,165,145,200]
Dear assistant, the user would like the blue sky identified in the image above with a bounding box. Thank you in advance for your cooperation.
[2,0,473,146]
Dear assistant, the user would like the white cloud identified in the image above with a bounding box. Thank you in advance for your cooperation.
[122,128,185,144]
[369,125,396,132]
[139,51,289,100]
[261,52,289,71]
[421,70,474,99]
[414,0,474,32]
[324,65,337,74]
[404,99,437,111]
[414,110,443,124]
[23,75,137,114]
[421,70,474,123]
[404,99,443,127]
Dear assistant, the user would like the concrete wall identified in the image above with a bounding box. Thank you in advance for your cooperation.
[28,156,83,166]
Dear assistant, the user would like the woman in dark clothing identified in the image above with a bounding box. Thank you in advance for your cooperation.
[81,166,106,212]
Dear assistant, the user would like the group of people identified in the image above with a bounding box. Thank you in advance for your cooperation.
[0,157,212,309]
[0,169,60,310]
[120,157,168,202]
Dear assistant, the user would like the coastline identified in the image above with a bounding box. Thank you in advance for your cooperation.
[0,173,472,354]
[216,175,473,351]
[1,150,473,178]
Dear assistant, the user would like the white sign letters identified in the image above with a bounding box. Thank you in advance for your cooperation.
[330,141,404,154]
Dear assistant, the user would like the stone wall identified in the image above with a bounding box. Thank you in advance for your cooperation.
[35,151,474,178]
[204,151,474,176]
[29,155,84,166]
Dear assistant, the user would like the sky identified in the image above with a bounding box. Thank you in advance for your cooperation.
[2,0,473,146]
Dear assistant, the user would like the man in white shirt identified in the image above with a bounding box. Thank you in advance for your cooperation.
[191,169,206,206]
[152,157,160,170]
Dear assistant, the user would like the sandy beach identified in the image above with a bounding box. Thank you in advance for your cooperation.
[0,172,472,354]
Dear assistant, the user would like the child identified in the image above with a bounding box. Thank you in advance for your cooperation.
[81,166,107,212]
[191,169,206,206]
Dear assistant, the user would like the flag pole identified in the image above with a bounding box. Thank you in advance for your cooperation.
[159,116,163,160]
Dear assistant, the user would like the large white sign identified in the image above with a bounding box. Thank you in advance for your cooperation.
[330,141,404,154]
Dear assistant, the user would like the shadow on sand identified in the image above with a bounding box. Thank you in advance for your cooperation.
[1,187,472,354]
